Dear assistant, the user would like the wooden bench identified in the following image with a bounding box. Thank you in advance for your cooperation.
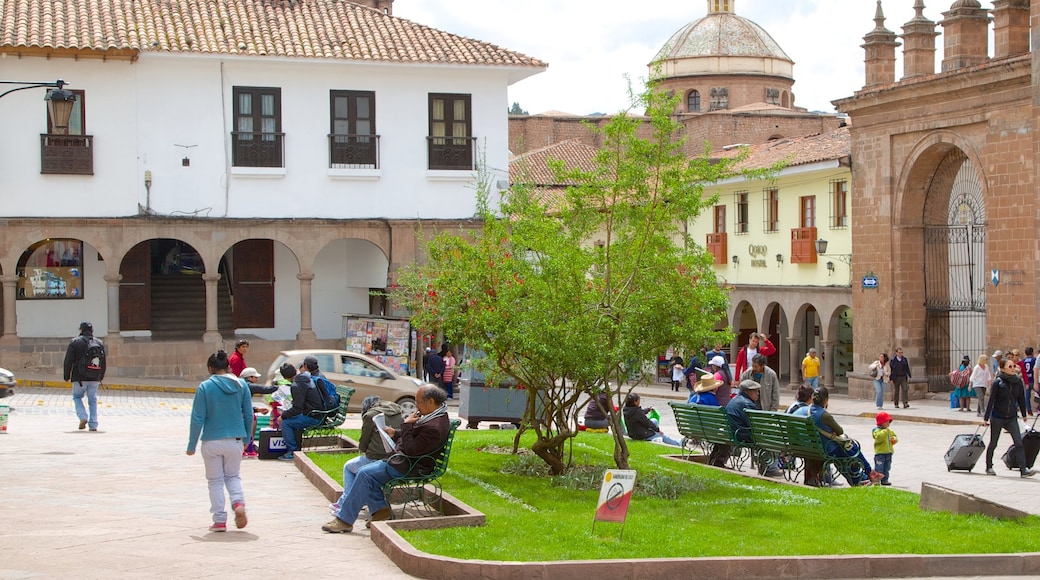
[668,402,753,470]
[381,418,462,519]
[746,410,865,486]
[301,385,355,442]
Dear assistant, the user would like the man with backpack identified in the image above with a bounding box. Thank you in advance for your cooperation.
[63,321,106,432]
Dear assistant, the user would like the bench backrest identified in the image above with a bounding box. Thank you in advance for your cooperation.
[312,385,355,430]
[746,410,827,460]
[426,419,462,480]
[668,402,736,445]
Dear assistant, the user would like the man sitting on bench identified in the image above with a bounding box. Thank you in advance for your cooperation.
[322,384,450,534]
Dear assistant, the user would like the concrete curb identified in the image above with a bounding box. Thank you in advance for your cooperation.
[16,378,197,394]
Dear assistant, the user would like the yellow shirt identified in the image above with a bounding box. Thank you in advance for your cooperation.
[802,355,820,378]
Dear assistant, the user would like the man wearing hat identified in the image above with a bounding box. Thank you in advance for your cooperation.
[688,375,722,406]
[726,379,782,477]
[62,321,106,432]
[990,350,1004,377]
[275,360,323,461]
[239,367,278,458]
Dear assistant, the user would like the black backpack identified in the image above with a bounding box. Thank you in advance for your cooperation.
[77,336,105,381]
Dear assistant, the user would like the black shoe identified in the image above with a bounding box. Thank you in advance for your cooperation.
[1022,469,1036,478]
[903,404,910,409]
[986,467,996,475]
[880,481,892,486]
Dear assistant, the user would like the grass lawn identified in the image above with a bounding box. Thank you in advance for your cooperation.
[309,430,1040,562]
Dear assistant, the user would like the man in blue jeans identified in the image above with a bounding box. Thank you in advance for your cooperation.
[276,360,322,461]
[63,321,106,432]
[323,384,450,533]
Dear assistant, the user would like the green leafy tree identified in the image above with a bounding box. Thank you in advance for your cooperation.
[394,84,764,474]
[509,101,529,115]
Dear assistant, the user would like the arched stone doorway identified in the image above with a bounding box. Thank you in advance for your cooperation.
[921,148,987,392]
[119,239,213,338]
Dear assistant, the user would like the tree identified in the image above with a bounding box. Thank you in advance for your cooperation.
[509,101,529,115]
[394,84,764,474]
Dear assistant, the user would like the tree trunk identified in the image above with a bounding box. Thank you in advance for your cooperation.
[609,414,630,469]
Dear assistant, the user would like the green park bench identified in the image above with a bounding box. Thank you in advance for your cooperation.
[381,418,462,519]
[745,409,864,487]
[301,385,355,443]
[668,401,752,471]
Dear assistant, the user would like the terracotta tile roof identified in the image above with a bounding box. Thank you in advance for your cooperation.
[509,138,599,187]
[0,0,546,66]
[717,126,850,171]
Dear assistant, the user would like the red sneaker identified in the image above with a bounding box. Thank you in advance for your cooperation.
[233,502,248,529]
[209,522,227,532]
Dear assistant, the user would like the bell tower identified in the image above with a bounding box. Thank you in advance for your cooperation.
[706,0,735,14]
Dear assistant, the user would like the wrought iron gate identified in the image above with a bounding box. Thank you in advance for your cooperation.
[923,150,986,392]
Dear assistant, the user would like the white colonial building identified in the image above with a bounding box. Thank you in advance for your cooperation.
[0,0,544,379]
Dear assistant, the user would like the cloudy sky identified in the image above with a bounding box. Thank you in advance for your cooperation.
[397,0,936,115]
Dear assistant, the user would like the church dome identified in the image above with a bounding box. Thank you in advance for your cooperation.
[651,1,793,80]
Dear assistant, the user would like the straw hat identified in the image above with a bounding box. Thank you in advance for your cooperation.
[694,374,723,393]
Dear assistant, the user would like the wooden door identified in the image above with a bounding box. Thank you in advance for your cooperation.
[232,240,275,328]
[120,243,151,330]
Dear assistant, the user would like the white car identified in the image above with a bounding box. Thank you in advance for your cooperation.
[0,366,14,398]
[266,349,425,415]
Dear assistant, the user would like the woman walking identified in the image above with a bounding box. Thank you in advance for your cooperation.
[441,345,456,400]
[970,354,992,417]
[867,353,890,410]
[186,350,254,532]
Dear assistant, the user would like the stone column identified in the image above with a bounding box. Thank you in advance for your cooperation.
[296,272,317,342]
[0,275,18,344]
[822,341,836,390]
[863,1,901,87]
[787,336,802,389]
[104,274,122,335]
[202,273,222,343]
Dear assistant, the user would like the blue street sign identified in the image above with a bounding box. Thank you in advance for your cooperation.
[862,275,879,289]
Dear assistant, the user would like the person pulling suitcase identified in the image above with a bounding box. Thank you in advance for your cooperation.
[983,358,1036,477]
[1002,415,1040,471]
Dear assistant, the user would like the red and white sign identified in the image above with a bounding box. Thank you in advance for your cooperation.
[594,469,636,523]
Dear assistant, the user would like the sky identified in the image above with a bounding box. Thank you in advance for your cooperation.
[398,0,927,116]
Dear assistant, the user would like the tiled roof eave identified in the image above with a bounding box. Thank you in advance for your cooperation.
[135,47,546,70]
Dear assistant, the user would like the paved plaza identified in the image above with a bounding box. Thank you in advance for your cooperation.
[1,377,1038,579]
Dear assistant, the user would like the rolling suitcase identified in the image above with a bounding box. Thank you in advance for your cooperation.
[1002,416,1040,470]
[945,426,985,472]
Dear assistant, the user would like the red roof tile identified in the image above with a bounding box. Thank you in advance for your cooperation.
[0,0,546,66]
[717,126,851,171]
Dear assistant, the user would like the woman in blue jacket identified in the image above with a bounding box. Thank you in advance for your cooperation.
[186,350,254,532]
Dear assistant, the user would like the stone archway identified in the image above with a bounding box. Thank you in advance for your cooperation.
[920,149,987,392]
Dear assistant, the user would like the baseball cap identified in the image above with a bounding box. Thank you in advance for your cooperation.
[240,367,261,379]
[302,355,319,371]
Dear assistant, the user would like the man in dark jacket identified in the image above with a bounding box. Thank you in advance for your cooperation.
[426,348,445,385]
[276,362,323,461]
[889,347,912,409]
[323,385,450,533]
[62,321,106,431]
[726,379,782,478]
[983,359,1036,477]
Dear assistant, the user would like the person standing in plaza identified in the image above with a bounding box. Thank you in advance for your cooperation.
[63,321,106,432]
[801,348,821,389]
[889,347,911,409]
[440,344,456,399]
[186,350,254,532]
[970,354,993,417]
[953,355,975,413]
[228,339,249,377]
[426,346,444,388]
[867,353,890,410]
[671,357,686,392]
[872,412,897,486]
[1023,347,1036,416]
[735,332,776,379]
[983,358,1036,478]
[990,350,1004,377]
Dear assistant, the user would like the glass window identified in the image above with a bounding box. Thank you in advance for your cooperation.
[735,191,749,234]
[764,188,779,232]
[232,87,283,167]
[831,179,849,228]
[330,90,377,168]
[428,93,473,170]
[687,90,700,113]
[801,196,816,228]
[17,239,84,299]
[714,205,726,233]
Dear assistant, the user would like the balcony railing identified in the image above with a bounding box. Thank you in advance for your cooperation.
[328,134,379,169]
[231,131,285,168]
[790,226,818,264]
[40,134,93,175]
[427,136,476,170]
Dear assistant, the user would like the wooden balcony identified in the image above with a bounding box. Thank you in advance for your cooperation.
[790,227,818,264]
[706,232,728,265]
[40,134,94,175]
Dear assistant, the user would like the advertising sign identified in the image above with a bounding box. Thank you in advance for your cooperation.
[594,469,637,524]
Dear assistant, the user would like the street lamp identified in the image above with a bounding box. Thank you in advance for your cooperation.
[814,238,852,267]
[1,79,76,133]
